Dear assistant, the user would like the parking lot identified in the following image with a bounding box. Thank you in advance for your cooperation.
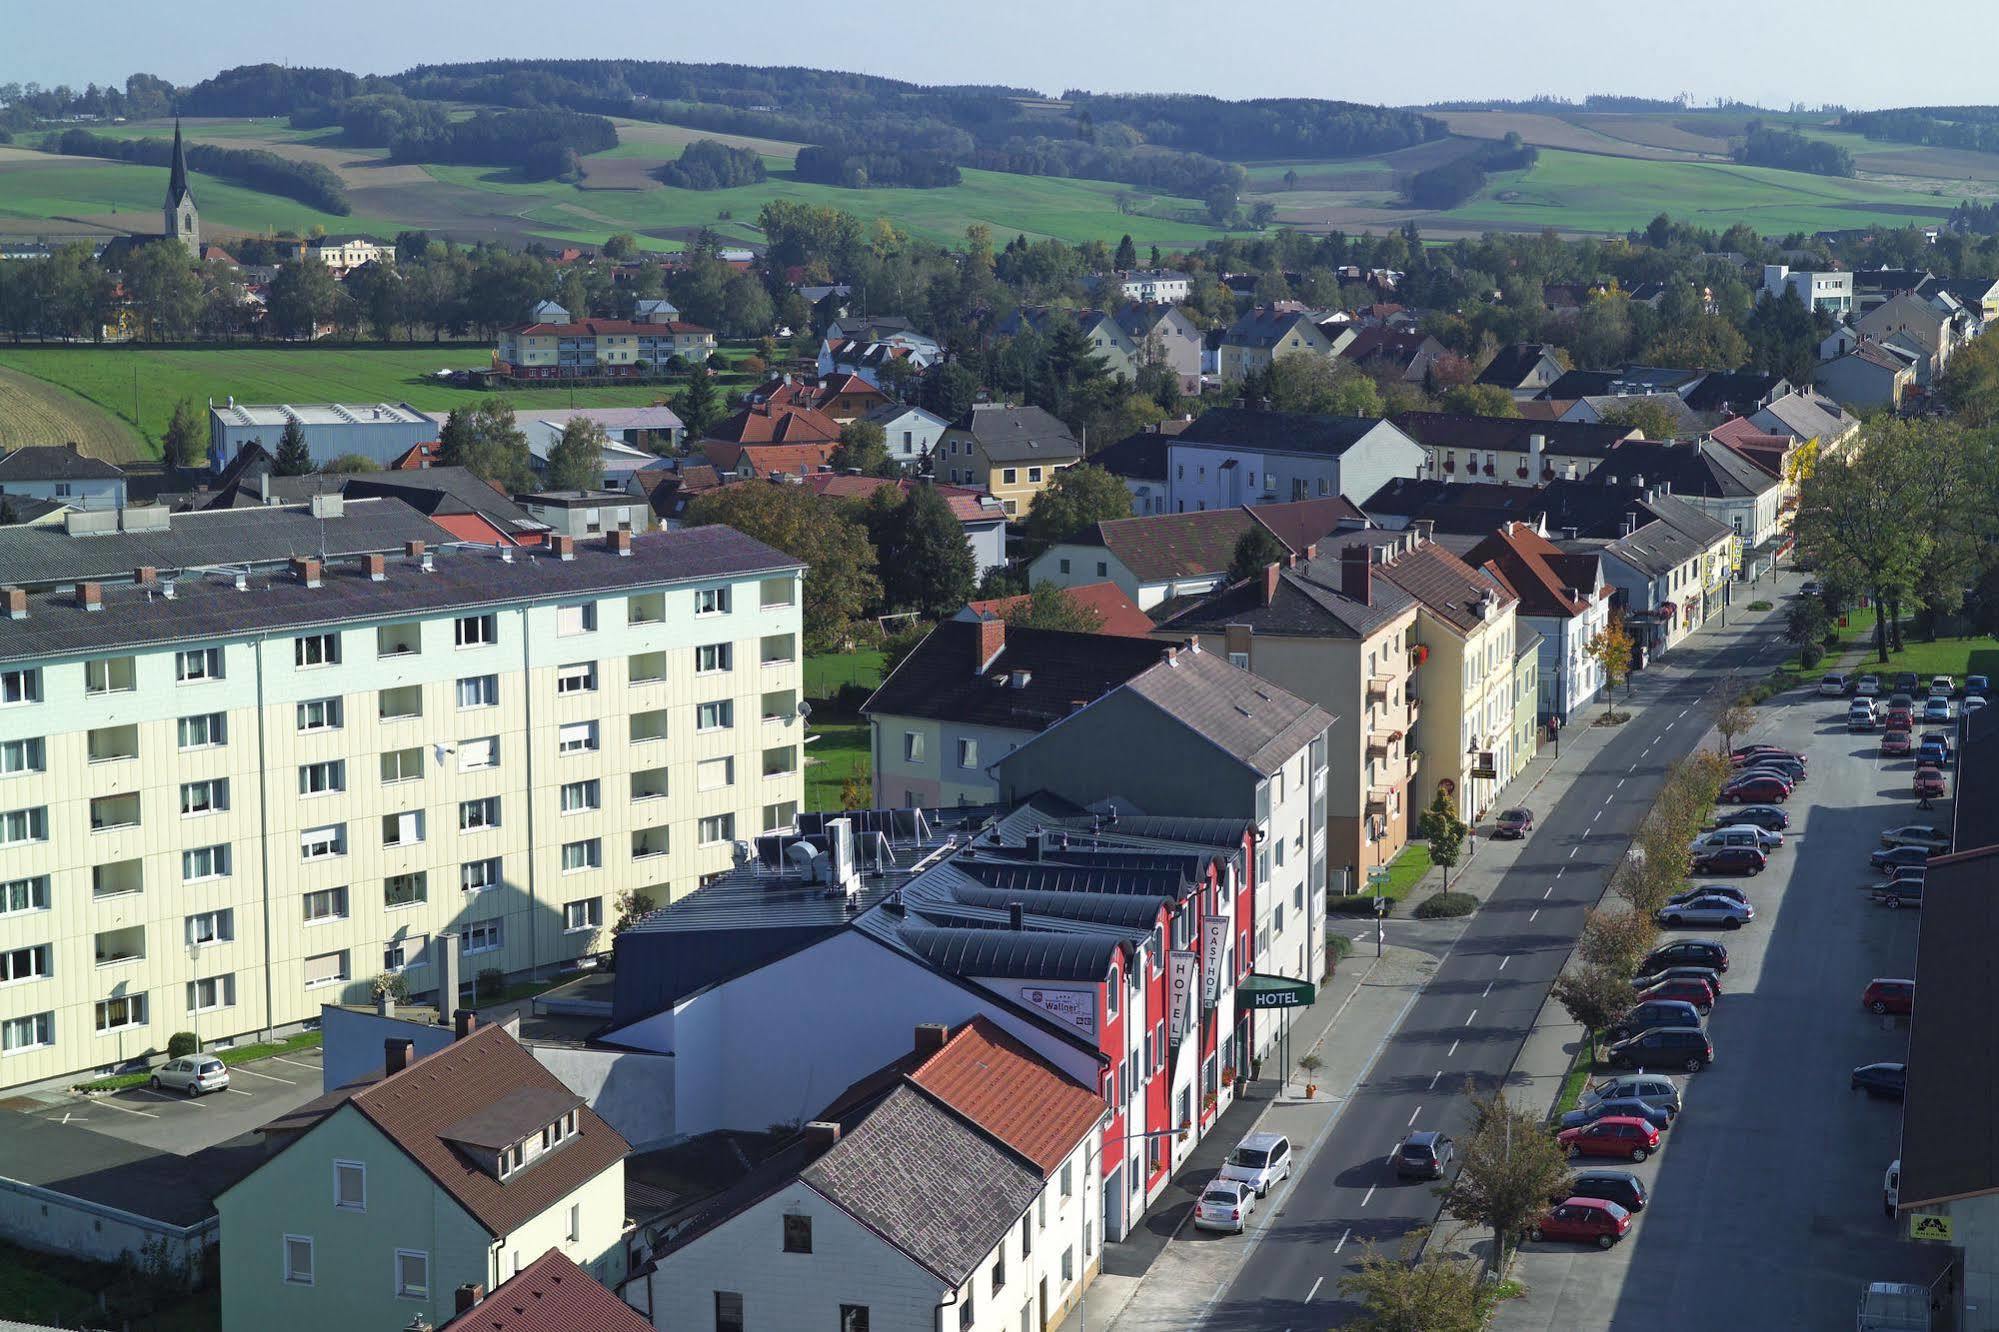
[1498,668,1954,1329]
[6,1045,326,1156]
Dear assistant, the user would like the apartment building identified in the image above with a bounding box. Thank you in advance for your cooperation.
[495,318,716,382]
[0,527,803,1088]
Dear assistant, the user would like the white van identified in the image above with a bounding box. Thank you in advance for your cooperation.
[1884,1158,1900,1217]
[1218,1131,1292,1198]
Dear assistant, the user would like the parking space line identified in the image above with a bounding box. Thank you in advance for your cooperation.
[89,1097,158,1118]
[137,1088,204,1108]
[1464,1009,1477,1026]
[1554,867,1563,878]
[1529,908,1540,922]
[1542,886,1552,899]
[1429,1071,1441,1089]
[1569,847,1579,859]
[224,1088,254,1096]
[1360,1186,1375,1208]
[231,1066,294,1084]
[270,1056,320,1071]
[1447,1039,1459,1057]
[1498,956,1508,970]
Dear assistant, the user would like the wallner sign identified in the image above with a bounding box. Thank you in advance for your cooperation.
[1236,973,1316,1010]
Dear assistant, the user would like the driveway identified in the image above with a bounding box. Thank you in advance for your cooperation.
[9,1046,326,1156]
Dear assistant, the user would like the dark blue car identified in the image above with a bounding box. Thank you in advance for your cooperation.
[1558,1097,1675,1133]
[1870,845,1932,871]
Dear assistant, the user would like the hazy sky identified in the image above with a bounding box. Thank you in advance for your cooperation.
[7,0,1995,110]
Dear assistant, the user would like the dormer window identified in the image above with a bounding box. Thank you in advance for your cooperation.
[444,1090,585,1183]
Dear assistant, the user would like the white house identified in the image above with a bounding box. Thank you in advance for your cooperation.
[1166,407,1426,514]
[865,402,950,469]
[1762,264,1853,315]
[0,446,126,512]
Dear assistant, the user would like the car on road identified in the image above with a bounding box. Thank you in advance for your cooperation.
[1394,1130,1456,1180]
[1531,1197,1632,1249]
[1881,730,1913,757]
[1584,1074,1682,1120]
[1492,807,1534,839]
[1914,766,1948,799]
[1218,1132,1292,1198]
[1691,846,1768,876]
[1606,1026,1713,1072]
[1607,998,1708,1041]
[1193,1180,1256,1233]
[1885,1160,1901,1216]
[1821,672,1852,696]
[1799,578,1823,597]
[1632,980,1716,1015]
[150,1055,228,1097]
[1863,978,1916,1016]
[1562,1170,1648,1215]
[1851,1063,1907,1100]
[1558,1097,1674,1134]
[1557,1116,1660,1162]
[1871,879,1923,909]
[1923,698,1953,724]
[1656,894,1755,929]
[1880,825,1951,852]
[1968,674,1990,699]
[1665,885,1747,910]
[1848,701,1878,731]
[1691,826,1784,853]
[1870,844,1933,871]
[1643,939,1730,974]
[1857,674,1882,698]
[1716,805,1788,832]
[1719,777,1791,804]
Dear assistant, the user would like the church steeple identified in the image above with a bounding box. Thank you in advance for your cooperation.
[166,118,191,206]
[163,118,198,258]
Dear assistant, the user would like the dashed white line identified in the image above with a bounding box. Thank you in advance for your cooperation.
[1447,1039,1460,1058]
[1361,1186,1376,1208]
[1334,1228,1352,1254]
[1569,847,1580,859]
[1307,1276,1325,1302]
[1498,956,1509,970]
[1592,809,1603,823]
[1629,764,1639,775]
[1617,778,1627,789]
[1554,867,1564,878]
[1542,885,1553,899]
[1529,908,1540,922]
[1678,707,1689,718]
[1465,1009,1478,1027]
[1429,1070,1442,1090]
[1664,721,1676,732]
[1407,1106,1422,1127]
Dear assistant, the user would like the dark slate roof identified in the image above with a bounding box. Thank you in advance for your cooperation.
[1476,343,1558,388]
[1173,407,1394,458]
[1109,301,1188,340]
[0,525,799,667]
[439,1086,585,1151]
[863,618,1169,730]
[1538,369,1620,400]
[1221,307,1321,349]
[1584,439,1777,500]
[896,925,1123,982]
[338,469,542,532]
[942,883,1169,932]
[1154,537,1417,641]
[0,497,65,525]
[1089,431,1170,483]
[1599,520,1705,577]
[1389,411,1634,459]
[1854,267,1933,293]
[1120,645,1334,775]
[1359,476,1550,534]
[1075,498,1365,583]
[1679,371,1788,414]
[0,498,452,591]
[0,446,124,482]
[1898,845,1999,1209]
[948,404,1081,462]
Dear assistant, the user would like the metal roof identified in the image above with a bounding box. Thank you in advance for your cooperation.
[896,925,1121,982]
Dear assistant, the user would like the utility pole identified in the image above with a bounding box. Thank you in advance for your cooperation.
[1367,864,1390,958]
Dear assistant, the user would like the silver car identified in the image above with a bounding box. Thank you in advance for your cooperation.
[1584,1073,1683,1119]
[1193,1179,1256,1233]
[151,1054,228,1096]
[1655,895,1756,930]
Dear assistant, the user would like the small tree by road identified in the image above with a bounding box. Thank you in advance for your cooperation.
[1576,907,1656,975]
[1785,596,1831,668]
[1585,612,1635,713]
[1552,963,1639,1065]
[1714,686,1756,756]
[1420,788,1468,889]
[1340,1233,1494,1332]
[1444,1084,1574,1275]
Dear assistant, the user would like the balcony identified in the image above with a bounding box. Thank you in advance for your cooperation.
[376,623,421,657]
[1366,676,1394,705]
[1405,694,1422,724]
[1366,731,1399,760]
[87,724,139,765]
[94,924,145,968]
[89,793,141,832]
[1365,788,1393,814]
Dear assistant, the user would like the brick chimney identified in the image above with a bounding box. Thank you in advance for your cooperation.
[454,1284,485,1316]
[2,588,25,620]
[75,582,102,612]
[607,529,633,556]
[803,1121,842,1147]
[1262,562,1280,607]
[454,1009,478,1040]
[384,1038,414,1075]
[289,556,322,588]
[975,614,1005,674]
[360,554,386,581]
[1341,545,1372,605]
[914,1023,950,1056]
[551,534,576,561]
[404,540,426,559]
[133,566,157,586]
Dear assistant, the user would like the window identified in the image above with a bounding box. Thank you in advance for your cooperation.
[698,813,735,846]
[451,795,497,832]
[380,747,423,784]
[462,922,502,955]
[302,886,348,924]
[1002,467,1018,484]
[697,757,734,791]
[760,578,794,608]
[178,713,226,749]
[186,910,233,947]
[560,781,600,814]
[715,1292,744,1332]
[459,737,499,771]
[759,633,795,665]
[1062,1245,1075,1284]
[783,1213,812,1253]
[303,950,349,988]
[375,623,420,657]
[1059,558,1072,574]
[695,642,732,673]
[187,975,235,1013]
[180,779,228,816]
[696,700,734,732]
[378,685,422,721]
[283,1236,314,1286]
[842,1307,871,1332]
[0,876,47,917]
[557,722,597,755]
[567,1203,580,1243]
[0,668,40,706]
[0,738,43,776]
[632,825,670,859]
[296,697,343,733]
[555,603,597,636]
[957,738,978,769]
[182,844,230,881]
[960,1291,975,1330]
[175,648,223,682]
[457,675,498,709]
[455,614,496,648]
[294,634,340,668]
[904,732,925,763]
[384,872,428,909]
[761,800,798,832]
[564,899,602,932]
[298,761,346,797]
[384,935,426,972]
[1061,1160,1074,1197]
[84,656,136,695]
[1,1012,51,1053]
[628,651,667,684]
[333,1161,365,1211]
[0,945,50,984]
[461,858,501,894]
[94,995,146,1033]
[762,746,796,778]
[561,839,601,873]
[381,811,425,848]
[695,587,731,615]
[1028,466,1043,483]
[627,592,665,624]
[992,1249,1005,1294]
[630,710,668,743]
[631,767,668,802]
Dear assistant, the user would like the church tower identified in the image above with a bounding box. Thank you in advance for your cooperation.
[163,119,199,257]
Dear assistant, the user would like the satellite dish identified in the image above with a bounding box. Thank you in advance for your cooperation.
[796,699,813,720]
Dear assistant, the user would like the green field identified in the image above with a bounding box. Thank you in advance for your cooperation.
[0,159,399,238]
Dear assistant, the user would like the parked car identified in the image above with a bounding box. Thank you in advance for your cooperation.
[1640,964,1724,995]
[1799,578,1822,596]
[1967,674,1989,699]
[1893,673,1920,695]
[1691,826,1783,853]
[1558,1116,1660,1162]
[1218,1131,1292,1197]
[1856,675,1881,697]
[1966,696,1989,717]
[1879,825,1950,852]
[1871,879,1923,910]
[1656,894,1755,929]
[1559,1097,1673,1133]
[1193,1180,1256,1233]
[1730,745,1804,767]
[1870,845,1932,871]
[150,1055,228,1097]
[1531,1197,1632,1249]
[1862,978,1915,1016]
[1885,706,1914,730]
[1848,701,1878,731]
[1738,760,1804,785]
[1605,1026,1713,1072]
[1562,1170,1648,1215]
[1493,808,1535,839]
[1885,1160,1901,1216]
[1717,805,1788,833]
[1923,698,1953,724]
[1607,998,1707,1040]
[1821,672,1852,697]
[1931,675,1954,696]
[1584,1074,1682,1119]
[1851,1063,1907,1101]
[1643,939,1730,974]
[1632,979,1717,1015]
[1914,767,1948,799]
[1922,731,1954,762]
[1691,846,1767,876]
[1881,730,1912,757]
[1719,776,1791,804]
[1394,1130,1456,1180]
[1665,885,1747,910]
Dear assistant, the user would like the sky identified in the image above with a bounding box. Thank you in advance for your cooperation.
[7,0,1998,111]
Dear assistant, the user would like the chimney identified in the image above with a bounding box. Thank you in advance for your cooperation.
[0,588,23,620]
[1341,545,1372,604]
[1224,624,1252,662]
[360,553,386,581]
[1262,562,1280,607]
[975,614,1006,674]
[454,1009,478,1040]
[803,1120,842,1148]
[435,933,460,1018]
[133,566,157,586]
[454,1285,485,1317]
[404,540,426,560]
[377,989,396,1019]
[257,473,270,504]
[1413,519,1436,543]
[384,1038,414,1076]
[290,557,322,588]
[607,529,633,557]
[914,1023,951,1056]
[551,534,576,561]
[1528,433,1545,476]
[1008,902,1025,931]
[75,581,102,612]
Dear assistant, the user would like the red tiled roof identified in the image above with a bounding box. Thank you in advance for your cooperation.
[909,1017,1105,1175]
[705,403,843,446]
[432,513,536,547]
[963,582,1156,637]
[390,441,441,470]
[704,441,840,477]
[440,1248,651,1332]
[1466,522,1594,619]
[506,319,714,336]
[797,475,1000,523]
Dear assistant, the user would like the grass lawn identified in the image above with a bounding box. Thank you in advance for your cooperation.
[805,650,887,700]
[0,1239,218,1331]
[805,716,869,812]
[1332,842,1435,913]
[76,1029,322,1092]
[1852,629,1999,684]
[1551,1039,1597,1120]
[0,157,401,237]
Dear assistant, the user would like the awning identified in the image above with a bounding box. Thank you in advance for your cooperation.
[1237,973,1317,1011]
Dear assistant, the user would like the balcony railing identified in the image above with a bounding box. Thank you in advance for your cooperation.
[1366,675,1394,704]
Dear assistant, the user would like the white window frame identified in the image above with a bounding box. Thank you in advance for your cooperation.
[555,661,598,695]
[695,699,734,732]
[0,668,40,706]
[697,813,735,846]
[458,737,500,772]
[0,737,44,776]
[462,922,503,955]
[456,674,499,710]
[296,697,343,733]
[695,587,731,616]
[459,797,500,832]
[454,615,496,648]
[333,1160,365,1212]
[177,713,226,750]
[298,760,346,797]
[560,839,602,874]
[94,994,147,1034]
[185,909,233,948]
[696,757,735,791]
[563,898,602,932]
[394,1248,429,1300]
[302,950,349,988]
[555,603,598,637]
[294,634,340,669]
[302,886,348,925]
[180,779,227,817]
[0,876,48,917]
[182,843,231,882]
[560,780,600,815]
[283,1235,314,1286]
[695,642,733,674]
[461,858,501,894]
[557,722,598,754]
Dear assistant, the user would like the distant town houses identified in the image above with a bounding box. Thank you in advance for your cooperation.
[494,313,717,382]
[934,404,1081,518]
[1165,406,1427,513]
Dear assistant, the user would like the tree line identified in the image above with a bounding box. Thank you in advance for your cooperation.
[1841,106,1999,156]
[1731,122,1854,177]
[47,128,350,214]
[655,140,766,190]
[1406,136,1538,210]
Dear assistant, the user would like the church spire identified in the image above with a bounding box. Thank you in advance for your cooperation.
[166,118,192,207]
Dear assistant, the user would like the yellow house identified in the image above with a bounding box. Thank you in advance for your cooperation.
[1218,308,1335,382]
[936,404,1082,519]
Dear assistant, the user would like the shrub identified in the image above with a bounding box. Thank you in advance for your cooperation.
[1747,599,1774,611]
[1414,891,1477,919]
[1328,893,1388,916]
[167,1032,200,1059]
[476,967,505,1000]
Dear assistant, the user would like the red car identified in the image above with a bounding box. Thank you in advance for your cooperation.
[1863,978,1915,1016]
[1881,731,1913,757]
[1557,1116,1660,1162]
[1914,767,1947,799]
[1719,777,1790,803]
[1636,977,1716,1012]
[1530,1197,1632,1249]
[1885,711,1913,734]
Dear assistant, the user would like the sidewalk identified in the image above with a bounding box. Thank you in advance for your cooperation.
[1077,943,1436,1331]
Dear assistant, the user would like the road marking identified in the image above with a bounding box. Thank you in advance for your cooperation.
[1665,722,1675,732]
[1554,867,1563,878]
[1361,1186,1376,1208]
[1592,809,1602,823]
[1678,707,1689,718]
[58,1112,71,1125]
[1483,979,1495,995]
[1334,1228,1351,1254]
[270,1055,320,1071]
[1429,1071,1441,1089]
[231,1066,294,1085]
[1569,847,1579,859]
[1617,778,1627,789]
[1465,1009,1477,1026]
[224,1088,254,1097]
[1307,1276,1325,1302]
[1498,955,1509,970]
[1629,764,1639,775]
[1529,908,1540,922]
[1542,886,1552,899]
[137,1088,204,1108]
[1448,1039,1460,1057]
[1604,793,1613,804]
[89,1097,157,1118]
[1407,1106,1422,1127]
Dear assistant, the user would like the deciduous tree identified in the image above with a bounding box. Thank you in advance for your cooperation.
[1443,1085,1573,1274]
[1584,612,1634,711]
[685,483,880,651]
[1552,963,1639,1065]
[1228,527,1289,584]
[438,399,536,493]
[1020,464,1133,558]
[1001,582,1104,633]
[1420,788,1467,889]
[1340,1233,1494,1332]
[545,417,606,491]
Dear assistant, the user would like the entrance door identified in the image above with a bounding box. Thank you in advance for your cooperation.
[1103,1163,1124,1241]
[1039,1276,1048,1330]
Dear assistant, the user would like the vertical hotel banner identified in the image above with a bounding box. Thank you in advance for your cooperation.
[1201,916,1230,1010]
[1169,952,1198,1045]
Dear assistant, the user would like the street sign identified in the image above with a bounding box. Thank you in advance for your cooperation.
[1169,952,1197,1043]
[1200,916,1229,1010]
[1909,1212,1953,1242]
[1237,973,1316,1010]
